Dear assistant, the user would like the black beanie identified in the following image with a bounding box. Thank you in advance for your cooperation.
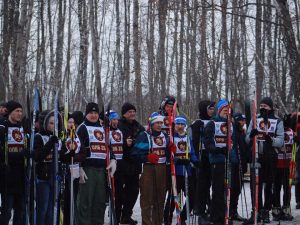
[260,97,273,109]
[121,102,136,115]
[71,111,84,126]
[85,102,99,115]
[6,100,23,115]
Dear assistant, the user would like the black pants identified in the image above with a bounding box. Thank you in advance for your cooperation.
[194,155,211,216]
[249,153,276,212]
[296,150,300,204]
[114,170,139,222]
[273,167,290,208]
[211,163,225,224]
[230,164,242,216]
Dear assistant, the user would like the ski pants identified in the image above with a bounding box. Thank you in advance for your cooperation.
[36,177,61,225]
[273,167,290,208]
[76,167,106,225]
[230,163,242,216]
[249,153,276,212]
[0,193,25,225]
[194,155,211,216]
[140,164,166,225]
[114,169,139,221]
[210,163,225,224]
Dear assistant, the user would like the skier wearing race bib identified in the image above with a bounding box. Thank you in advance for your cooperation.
[76,102,117,225]
[0,101,26,225]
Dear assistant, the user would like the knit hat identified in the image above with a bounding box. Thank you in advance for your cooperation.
[175,116,187,125]
[121,102,136,115]
[6,100,23,115]
[109,111,119,121]
[217,99,229,114]
[149,112,164,125]
[198,100,215,119]
[260,97,273,109]
[85,102,99,115]
[71,111,84,126]
[233,112,246,121]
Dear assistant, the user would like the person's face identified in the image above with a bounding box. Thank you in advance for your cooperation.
[175,123,185,134]
[152,121,163,132]
[207,106,215,117]
[110,119,119,128]
[123,110,136,121]
[68,118,75,130]
[86,111,99,123]
[259,103,271,111]
[219,107,228,119]
[164,104,173,115]
[238,119,246,127]
[47,116,55,133]
[8,108,23,123]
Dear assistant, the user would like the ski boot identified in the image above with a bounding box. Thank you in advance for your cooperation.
[281,206,293,221]
[198,214,210,225]
[230,212,246,222]
[119,217,138,225]
[272,207,281,221]
[260,209,270,224]
[242,211,261,225]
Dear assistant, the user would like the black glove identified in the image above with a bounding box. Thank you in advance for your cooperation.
[250,128,259,138]
[293,136,300,144]
[176,159,190,166]
[44,136,58,152]
[265,134,272,144]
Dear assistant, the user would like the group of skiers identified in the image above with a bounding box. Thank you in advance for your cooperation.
[0,94,299,225]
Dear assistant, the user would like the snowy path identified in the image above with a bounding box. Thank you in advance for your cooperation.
[104,183,300,225]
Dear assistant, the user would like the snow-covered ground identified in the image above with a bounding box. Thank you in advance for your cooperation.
[104,183,300,225]
[3,183,299,224]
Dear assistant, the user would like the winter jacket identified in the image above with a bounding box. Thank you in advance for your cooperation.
[130,130,170,164]
[203,115,238,164]
[0,119,27,194]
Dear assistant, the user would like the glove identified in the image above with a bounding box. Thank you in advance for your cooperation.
[49,135,59,144]
[106,159,117,177]
[176,159,190,166]
[265,134,272,144]
[250,129,259,138]
[79,167,88,184]
[70,164,80,179]
[293,136,300,144]
[147,153,159,164]
[69,149,75,157]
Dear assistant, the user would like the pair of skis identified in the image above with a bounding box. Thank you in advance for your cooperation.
[25,87,41,225]
[224,103,233,225]
[103,105,117,225]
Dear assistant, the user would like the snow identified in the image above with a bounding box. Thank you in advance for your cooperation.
[104,182,300,225]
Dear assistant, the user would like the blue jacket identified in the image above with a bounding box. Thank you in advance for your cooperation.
[173,133,198,176]
[203,115,238,164]
[130,130,170,164]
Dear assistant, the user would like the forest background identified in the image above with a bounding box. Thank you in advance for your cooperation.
[0,0,300,122]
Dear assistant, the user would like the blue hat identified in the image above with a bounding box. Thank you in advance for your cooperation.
[217,99,229,114]
[109,111,119,121]
[149,112,164,125]
[175,116,187,125]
